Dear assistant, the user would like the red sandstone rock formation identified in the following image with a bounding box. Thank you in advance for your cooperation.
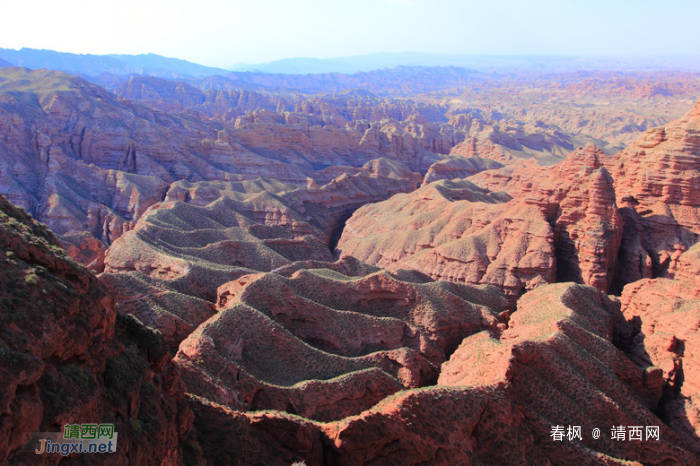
[421,155,503,185]
[103,158,420,299]
[338,145,623,298]
[320,284,696,465]
[180,283,700,465]
[5,67,689,249]
[675,241,700,281]
[337,178,556,299]
[99,272,216,350]
[175,267,505,422]
[620,270,700,453]
[57,231,107,272]
[469,144,623,292]
[0,69,437,244]
[0,193,199,465]
[4,64,700,465]
[0,68,208,242]
[609,101,700,281]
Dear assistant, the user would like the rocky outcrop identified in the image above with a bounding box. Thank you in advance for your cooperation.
[620,271,700,453]
[610,101,700,281]
[421,155,503,185]
[0,69,437,244]
[104,158,420,299]
[340,145,623,298]
[187,395,326,466]
[676,241,700,281]
[99,160,422,355]
[337,178,556,299]
[0,193,198,465]
[551,149,622,292]
[100,272,216,351]
[202,283,699,465]
[57,231,107,272]
[0,68,209,242]
[324,284,695,465]
[447,116,618,166]
[3,66,694,250]
[469,144,624,293]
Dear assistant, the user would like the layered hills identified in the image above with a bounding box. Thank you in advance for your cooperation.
[1,65,697,249]
[1,58,700,465]
[100,159,419,346]
[176,266,505,422]
[0,68,440,242]
[337,143,623,297]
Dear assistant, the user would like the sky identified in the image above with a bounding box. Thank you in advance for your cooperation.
[1,0,699,68]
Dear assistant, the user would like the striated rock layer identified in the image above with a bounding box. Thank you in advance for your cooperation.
[101,158,419,311]
[421,155,503,186]
[470,143,624,293]
[180,283,700,465]
[324,285,692,465]
[610,101,700,282]
[175,264,506,422]
[4,66,689,249]
[337,178,556,299]
[339,143,625,299]
[0,68,441,244]
[620,254,700,453]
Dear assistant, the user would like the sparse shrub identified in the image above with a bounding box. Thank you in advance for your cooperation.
[129,418,143,437]
[59,364,93,389]
[25,273,38,285]
[103,344,149,402]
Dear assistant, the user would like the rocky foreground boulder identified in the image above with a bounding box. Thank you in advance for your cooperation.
[0,193,203,465]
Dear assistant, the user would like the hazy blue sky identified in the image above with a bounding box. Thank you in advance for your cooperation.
[1,0,698,67]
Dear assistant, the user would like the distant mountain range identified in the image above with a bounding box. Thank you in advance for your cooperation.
[231,52,700,74]
[229,52,493,74]
[0,48,229,78]
[2,48,700,80]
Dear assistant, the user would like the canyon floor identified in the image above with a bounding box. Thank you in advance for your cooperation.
[1,62,700,465]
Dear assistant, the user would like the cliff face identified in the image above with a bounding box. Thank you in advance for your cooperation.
[547,146,623,292]
[610,101,700,282]
[619,258,700,453]
[337,179,555,299]
[338,144,625,298]
[464,144,624,293]
[0,193,198,465]
[0,68,210,243]
[1,67,694,253]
